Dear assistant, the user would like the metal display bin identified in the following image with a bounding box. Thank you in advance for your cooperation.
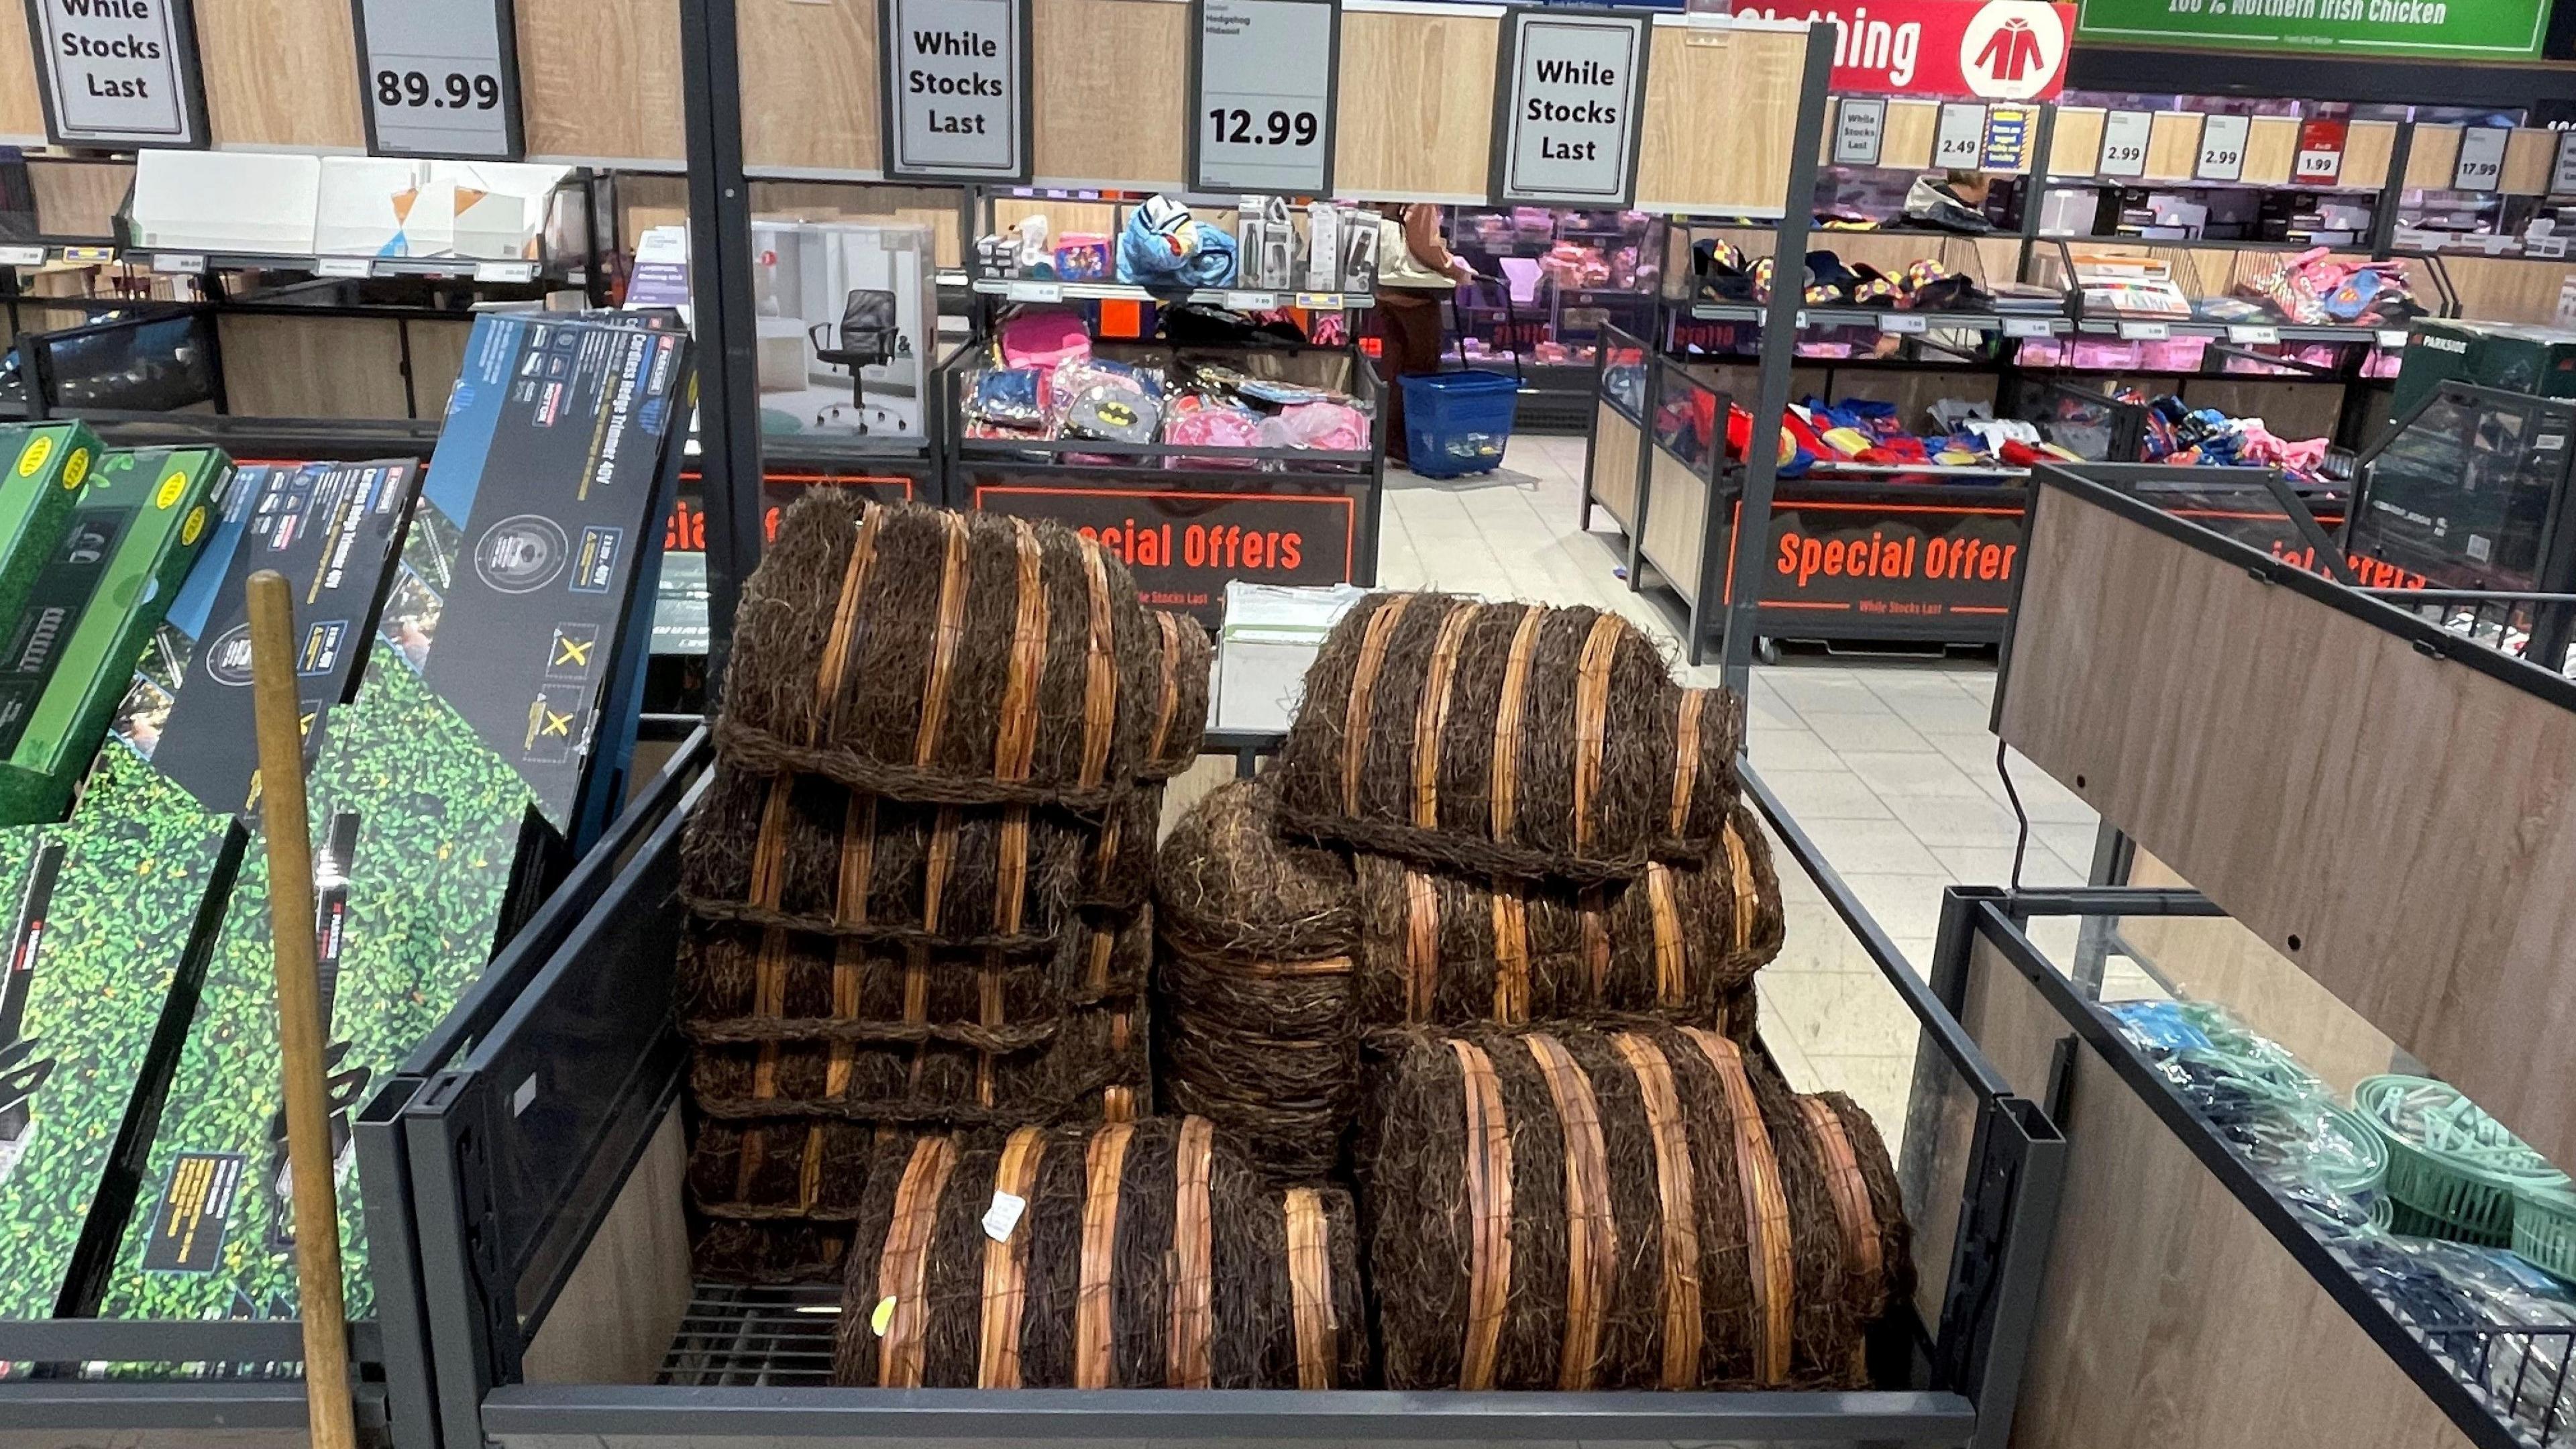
[386,742,2064,1449]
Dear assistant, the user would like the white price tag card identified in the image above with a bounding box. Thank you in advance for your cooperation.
[1878,313,1929,335]
[2454,127,2510,193]
[2098,109,2153,178]
[2227,324,2279,345]
[2003,317,2057,339]
[355,0,523,158]
[151,254,205,274]
[881,0,1033,182]
[316,256,376,278]
[2377,329,2411,350]
[2195,114,2250,183]
[2557,131,2576,197]
[474,260,538,282]
[1492,10,1650,207]
[2119,321,2171,341]
[1833,97,1886,167]
[27,0,206,147]
[1935,103,1987,170]
[1190,0,1337,196]
[1006,280,1062,303]
[2295,118,2346,185]
[0,246,44,268]
[2530,234,2571,261]
[1224,290,1280,310]
[982,1191,1027,1242]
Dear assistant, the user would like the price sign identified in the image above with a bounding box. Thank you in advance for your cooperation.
[1189,0,1337,196]
[1833,97,1886,167]
[2119,321,2170,341]
[2454,127,2510,193]
[2004,317,2057,339]
[150,253,204,274]
[0,246,45,268]
[2377,329,2411,350]
[1878,313,1929,335]
[1983,106,2034,171]
[352,0,523,158]
[2098,109,2152,178]
[316,256,376,278]
[2296,119,2345,185]
[1935,103,1987,169]
[2227,324,2279,345]
[2195,114,2249,182]
[880,0,1033,182]
[1224,290,1281,310]
[27,0,208,147]
[1491,10,1650,207]
[1005,280,1062,303]
[2555,131,2576,197]
[474,260,539,282]
[2531,234,2571,261]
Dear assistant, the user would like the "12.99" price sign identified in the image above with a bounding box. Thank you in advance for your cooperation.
[352,0,524,160]
[1190,0,1338,196]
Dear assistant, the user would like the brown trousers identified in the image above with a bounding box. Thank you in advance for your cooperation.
[1374,288,1448,464]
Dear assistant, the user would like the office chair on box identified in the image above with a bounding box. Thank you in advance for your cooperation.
[810,288,910,433]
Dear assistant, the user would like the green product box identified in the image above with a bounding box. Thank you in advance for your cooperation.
[0,424,103,637]
[2390,319,2576,429]
[0,449,224,827]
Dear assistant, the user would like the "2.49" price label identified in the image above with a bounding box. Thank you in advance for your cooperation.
[352,0,523,159]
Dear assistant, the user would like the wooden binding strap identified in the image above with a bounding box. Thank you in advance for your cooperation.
[1283,1187,1336,1389]
[1723,814,1761,958]
[1452,1038,1513,1390]
[1570,614,1624,853]
[1678,1027,1794,1385]
[1232,954,1353,980]
[1796,1097,1880,1283]
[875,1136,959,1388]
[808,792,882,1209]
[1403,869,1440,1022]
[1340,595,1413,814]
[735,782,798,1199]
[1525,1034,1615,1391]
[1646,864,1686,1009]
[1668,689,1706,839]
[1409,601,1481,830]
[1075,1122,1136,1388]
[1490,882,1530,1024]
[1148,612,1185,767]
[914,512,972,769]
[1102,1001,1136,1122]
[1609,1032,1702,1389]
[1076,536,1120,791]
[977,1127,1047,1387]
[1579,889,1611,1003]
[1168,1117,1216,1388]
[995,519,1049,782]
[1488,604,1545,841]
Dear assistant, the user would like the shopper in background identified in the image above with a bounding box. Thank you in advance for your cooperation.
[1374,203,1477,468]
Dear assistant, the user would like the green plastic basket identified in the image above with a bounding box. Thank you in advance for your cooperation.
[2355,1075,2570,1247]
[2513,1187,2576,1283]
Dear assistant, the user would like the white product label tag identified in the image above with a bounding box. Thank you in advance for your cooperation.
[1225,290,1279,311]
[1833,97,1885,166]
[2453,127,2509,193]
[2003,317,2056,338]
[317,256,376,278]
[475,260,538,282]
[2119,321,2171,341]
[356,0,523,160]
[152,254,205,274]
[2557,131,2576,196]
[2098,110,2153,178]
[1006,280,1062,303]
[2377,329,2410,350]
[0,246,42,267]
[1878,313,1929,334]
[2195,114,2249,182]
[2528,234,2571,261]
[1191,0,1335,196]
[983,1190,1028,1242]
[1935,103,1986,169]
[2228,325,2279,345]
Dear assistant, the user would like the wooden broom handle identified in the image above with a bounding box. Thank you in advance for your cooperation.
[248,570,357,1449]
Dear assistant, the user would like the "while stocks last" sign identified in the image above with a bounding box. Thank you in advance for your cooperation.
[1491,9,1650,208]
[879,0,1033,182]
[28,0,208,147]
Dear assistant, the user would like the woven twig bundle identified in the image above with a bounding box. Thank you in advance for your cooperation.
[831,1118,1366,1389]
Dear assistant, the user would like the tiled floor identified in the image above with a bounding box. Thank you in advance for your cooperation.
[1376,433,2105,1139]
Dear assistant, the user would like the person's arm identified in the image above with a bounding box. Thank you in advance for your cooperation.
[1403,204,1477,283]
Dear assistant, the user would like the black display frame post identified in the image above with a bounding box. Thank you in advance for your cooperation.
[680,0,766,693]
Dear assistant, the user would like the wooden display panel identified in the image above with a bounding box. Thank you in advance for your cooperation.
[1332,3,1497,203]
[1880,99,1939,172]
[2340,120,2396,191]
[2503,127,2558,197]
[1999,479,2576,1173]
[521,1110,691,1385]
[1639,447,1707,600]
[519,0,686,166]
[739,0,881,174]
[2046,107,2103,178]
[2404,123,2461,192]
[1959,937,2477,1449]
[2240,115,2297,189]
[2439,256,2576,327]
[1589,400,1641,530]
[218,315,414,418]
[195,0,364,149]
[407,317,474,415]
[1034,0,1187,189]
[0,3,42,140]
[2142,111,2200,182]
[29,161,133,239]
[1635,23,1802,216]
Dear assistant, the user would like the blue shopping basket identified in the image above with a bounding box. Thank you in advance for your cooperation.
[1397,281,1526,478]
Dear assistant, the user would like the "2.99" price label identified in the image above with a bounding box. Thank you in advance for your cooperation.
[1191,0,1337,195]
[353,0,523,159]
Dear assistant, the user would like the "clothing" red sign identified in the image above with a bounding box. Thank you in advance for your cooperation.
[1732,1,2076,101]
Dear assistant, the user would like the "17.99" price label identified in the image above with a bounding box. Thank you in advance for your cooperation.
[1191,0,1338,196]
[353,0,523,159]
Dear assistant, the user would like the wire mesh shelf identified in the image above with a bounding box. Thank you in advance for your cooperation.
[655,1283,843,1387]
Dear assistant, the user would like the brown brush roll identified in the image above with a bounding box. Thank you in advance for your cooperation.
[1153,781,1360,1185]
[718,494,1163,812]
[693,1220,857,1285]
[830,1118,1364,1389]
[1270,594,1740,884]
[1360,1023,1907,1392]
[1349,799,1783,1026]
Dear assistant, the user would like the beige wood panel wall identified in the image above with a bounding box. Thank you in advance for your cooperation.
[2143,111,2200,182]
[1635,25,1801,215]
[407,318,475,415]
[2241,115,2298,189]
[2341,120,2396,191]
[2440,255,2576,327]
[1998,481,2576,1173]
[196,0,363,148]
[1333,7,1497,201]
[2045,107,2103,177]
[30,161,133,238]
[1034,0,1187,188]
[520,0,686,164]
[1880,99,1939,172]
[0,2,42,140]
[1960,938,2477,1449]
[521,1110,691,1385]
[2504,128,2559,195]
[219,315,413,417]
[2405,123,2462,192]
[1589,402,1642,529]
[1641,447,1707,596]
[739,0,881,173]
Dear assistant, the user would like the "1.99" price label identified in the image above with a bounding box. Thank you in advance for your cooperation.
[354,0,523,159]
[1191,0,1338,195]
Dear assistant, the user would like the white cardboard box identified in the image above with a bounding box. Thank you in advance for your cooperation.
[1214,582,1366,733]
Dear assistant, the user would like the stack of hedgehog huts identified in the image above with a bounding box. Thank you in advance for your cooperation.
[1157,592,1914,1392]
[676,494,1363,1391]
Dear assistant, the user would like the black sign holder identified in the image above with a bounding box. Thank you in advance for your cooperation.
[21,0,211,150]
[1485,5,1650,209]
[875,0,1036,185]
[1183,0,1340,199]
[347,0,529,161]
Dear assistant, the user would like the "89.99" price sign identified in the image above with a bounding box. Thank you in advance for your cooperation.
[352,0,525,160]
[1190,0,1338,197]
